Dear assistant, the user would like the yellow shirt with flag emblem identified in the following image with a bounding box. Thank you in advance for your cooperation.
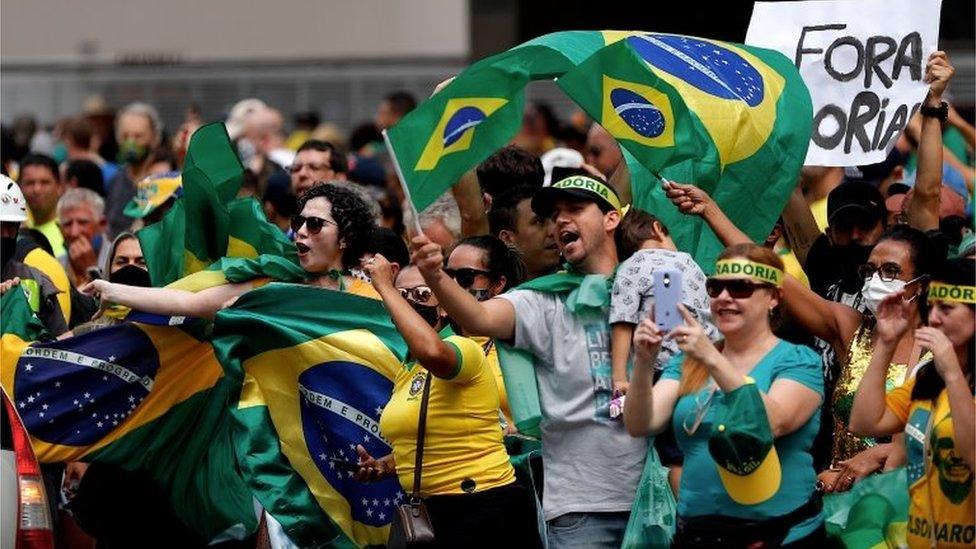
[379,335,516,496]
[887,376,975,549]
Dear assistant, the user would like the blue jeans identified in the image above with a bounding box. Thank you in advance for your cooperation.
[547,511,629,549]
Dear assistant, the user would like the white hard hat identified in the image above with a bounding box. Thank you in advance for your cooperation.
[0,175,28,222]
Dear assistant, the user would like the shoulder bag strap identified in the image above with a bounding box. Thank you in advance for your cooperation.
[411,371,433,502]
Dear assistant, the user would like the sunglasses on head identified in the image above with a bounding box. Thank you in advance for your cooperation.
[290,214,336,235]
[399,286,433,304]
[443,267,492,289]
[705,278,772,299]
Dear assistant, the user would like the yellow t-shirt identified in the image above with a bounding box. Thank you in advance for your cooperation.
[30,218,66,259]
[379,335,516,496]
[810,197,829,233]
[887,376,975,548]
[470,335,512,422]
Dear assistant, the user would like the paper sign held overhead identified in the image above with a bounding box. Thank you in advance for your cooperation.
[746,0,942,166]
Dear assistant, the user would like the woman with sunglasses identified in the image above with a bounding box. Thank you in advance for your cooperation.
[665,181,936,493]
[81,183,378,318]
[624,244,825,547]
[356,254,541,548]
[444,235,525,426]
[850,258,974,549]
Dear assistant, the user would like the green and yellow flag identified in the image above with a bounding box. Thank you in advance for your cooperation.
[824,468,909,548]
[0,287,256,542]
[559,32,813,270]
[139,122,298,287]
[213,284,409,548]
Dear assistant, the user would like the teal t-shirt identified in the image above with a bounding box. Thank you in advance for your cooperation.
[661,340,825,542]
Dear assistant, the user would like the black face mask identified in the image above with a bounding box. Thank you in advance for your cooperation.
[835,243,873,290]
[109,264,152,287]
[410,301,441,328]
[1,236,16,269]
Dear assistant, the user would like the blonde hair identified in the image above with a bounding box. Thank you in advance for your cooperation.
[677,243,784,396]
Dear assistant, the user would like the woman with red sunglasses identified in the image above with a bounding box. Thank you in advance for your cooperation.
[81,182,378,317]
[624,243,825,547]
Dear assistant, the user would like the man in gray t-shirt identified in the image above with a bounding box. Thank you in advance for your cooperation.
[414,174,643,549]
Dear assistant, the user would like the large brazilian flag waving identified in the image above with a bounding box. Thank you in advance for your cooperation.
[559,31,812,272]
[0,286,256,542]
[213,283,409,548]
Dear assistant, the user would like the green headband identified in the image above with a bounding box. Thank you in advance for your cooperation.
[551,176,622,212]
[713,259,784,287]
[927,282,976,304]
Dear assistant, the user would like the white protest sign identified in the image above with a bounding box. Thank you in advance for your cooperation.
[746,0,941,166]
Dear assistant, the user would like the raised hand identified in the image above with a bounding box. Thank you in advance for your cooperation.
[668,304,720,365]
[363,253,395,291]
[633,316,664,364]
[410,234,445,278]
[915,327,962,381]
[874,290,913,345]
[924,51,954,100]
[662,180,712,216]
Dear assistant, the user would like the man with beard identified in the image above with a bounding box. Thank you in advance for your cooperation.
[412,174,644,548]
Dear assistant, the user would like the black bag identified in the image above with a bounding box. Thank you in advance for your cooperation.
[387,372,436,548]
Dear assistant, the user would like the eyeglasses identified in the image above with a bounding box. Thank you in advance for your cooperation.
[290,214,336,234]
[857,262,904,282]
[288,162,333,174]
[682,385,716,436]
[444,267,493,289]
[399,286,433,304]
[705,278,772,299]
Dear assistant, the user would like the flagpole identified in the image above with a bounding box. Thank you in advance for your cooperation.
[381,129,425,237]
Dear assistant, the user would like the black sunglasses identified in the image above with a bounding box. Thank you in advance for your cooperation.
[443,267,492,289]
[399,286,433,304]
[705,278,772,299]
[290,214,336,235]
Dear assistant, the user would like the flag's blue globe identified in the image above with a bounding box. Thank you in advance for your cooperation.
[627,34,765,107]
[15,324,159,446]
[298,361,404,527]
[443,106,487,147]
[610,88,666,138]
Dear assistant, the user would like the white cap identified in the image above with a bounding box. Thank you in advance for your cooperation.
[0,175,28,222]
[540,147,584,186]
[224,98,267,141]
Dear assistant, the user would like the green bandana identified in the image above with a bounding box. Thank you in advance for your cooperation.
[516,266,615,314]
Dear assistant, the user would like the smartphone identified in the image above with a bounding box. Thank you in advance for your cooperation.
[329,457,362,472]
[653,269,683,333]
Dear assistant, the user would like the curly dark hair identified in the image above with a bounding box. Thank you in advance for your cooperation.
[297,182,376,270]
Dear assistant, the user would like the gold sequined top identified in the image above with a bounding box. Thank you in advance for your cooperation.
[830,323,907,465]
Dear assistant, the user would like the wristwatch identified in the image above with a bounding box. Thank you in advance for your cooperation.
[919,101,949,123]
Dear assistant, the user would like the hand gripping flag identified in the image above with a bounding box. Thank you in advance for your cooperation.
[0,287,257,542]
[139,122,298,286]
[213,283,410,548]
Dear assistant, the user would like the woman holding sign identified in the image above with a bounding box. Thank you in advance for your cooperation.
[624,244,826,547]
[850,258,975,549]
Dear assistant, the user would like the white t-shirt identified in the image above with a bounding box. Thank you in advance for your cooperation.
[498,289,647,521]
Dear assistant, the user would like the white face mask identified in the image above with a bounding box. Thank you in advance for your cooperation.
[861,273,922,316]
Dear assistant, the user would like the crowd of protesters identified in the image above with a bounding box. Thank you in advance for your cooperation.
[0,49,974,549]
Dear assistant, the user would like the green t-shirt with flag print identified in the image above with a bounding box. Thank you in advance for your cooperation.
[661,339,824,543]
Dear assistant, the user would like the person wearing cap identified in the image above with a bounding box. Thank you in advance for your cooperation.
[624,243,825,547]
[123,171,183,228]
[412,174,644,548]
[851,258,975,549]
[105,102,164,238]
[0,175,68,336]
[664,182,938,493]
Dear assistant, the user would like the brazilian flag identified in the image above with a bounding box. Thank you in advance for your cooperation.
[139,122,298,287]
[213,284,409,548]
[0,287,257,542]
[559,31,813,271]
[384,32,606,211]
[824,468,910,548]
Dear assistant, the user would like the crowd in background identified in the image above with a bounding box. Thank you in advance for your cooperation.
[0,50,974,549]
